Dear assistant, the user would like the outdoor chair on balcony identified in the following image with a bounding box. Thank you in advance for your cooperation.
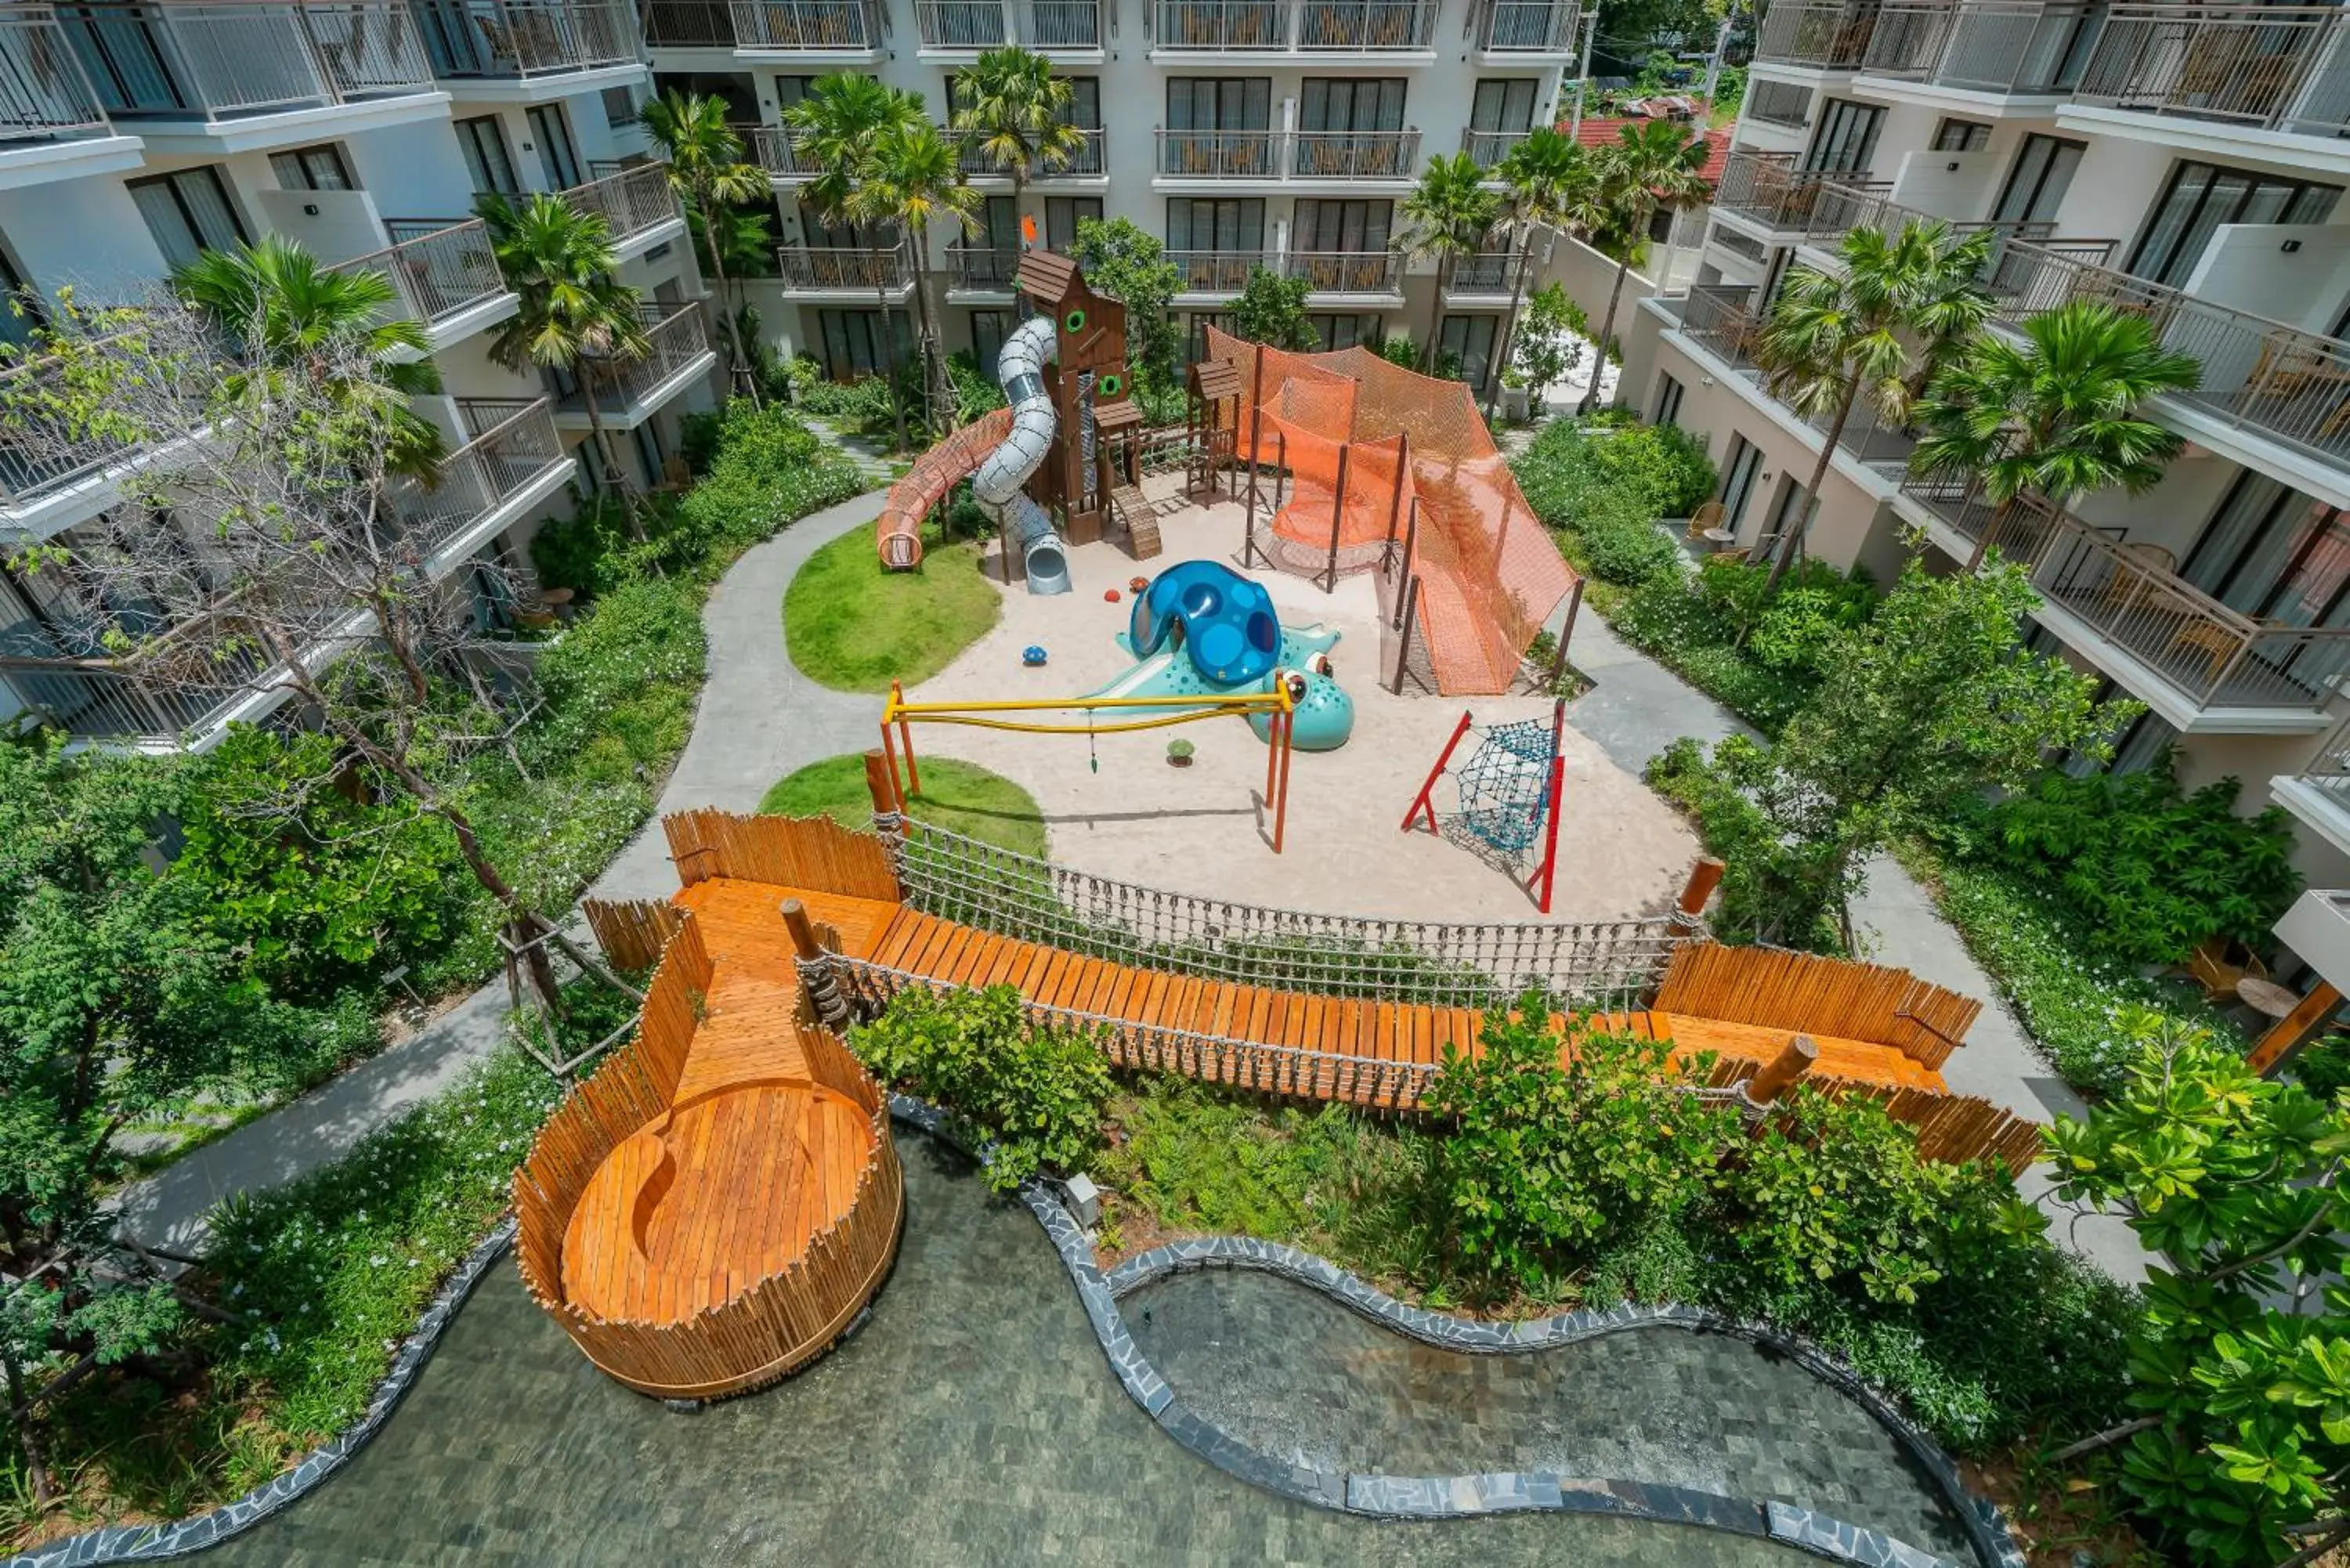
[1685,499,1734,547]
[2186,935,2269,1002]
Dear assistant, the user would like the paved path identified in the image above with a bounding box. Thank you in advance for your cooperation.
[114,491,887,1255]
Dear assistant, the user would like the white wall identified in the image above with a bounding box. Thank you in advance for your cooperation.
[2186,222,2350,333]
[0,178,166,299]
[252,187,386,265]
[1888,146,2001,222]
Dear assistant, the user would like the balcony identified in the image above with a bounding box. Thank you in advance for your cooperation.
[1746,78,1812,128]
[56,1,438,125]
[0,334,152,519]
[1856,0,2097,96]
[1289,128,1418,179]
[1168,250,1271,296]
[1444,251,1523,299]
[2274,720,2350,854]
[2073,3,2350,139]
[1754,0,1877,67]
[392,396,571,556]
[1459,127,1531,167]
[1672,283,1919,471]
[1156,126,1280,179]
[1900,476,2350,726]
[1152,0,1437,53]
[914,0,1003,47]
[638,0,734,45]
[0,7,119,144]
[1477,0,1573,53]
[332,218,511,340]
[410,0,639,80]
[1022,0,1101,47]
[946,245,1020,293]
[1712,150,1848,231]
[749,121,813,179]
[561,162,679,250]
[555,303,711,423]
[670,0,878,52]
[1712,150,2058,253]
[1285,250,1401,296]
[773,243,911,294]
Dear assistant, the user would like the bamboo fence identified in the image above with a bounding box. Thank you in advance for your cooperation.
[514,909,904,1400]
[581,898,685,973]
[663,809,900,901]
[1652,942,1981,1071]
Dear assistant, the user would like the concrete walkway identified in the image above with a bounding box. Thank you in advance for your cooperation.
[114,491,888,1255]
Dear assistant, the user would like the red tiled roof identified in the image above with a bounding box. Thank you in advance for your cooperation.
[1563,117,1735,186]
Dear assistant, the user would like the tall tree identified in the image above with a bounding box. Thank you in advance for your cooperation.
[479,192,650,531]
[642,90,771,404]
[1488,128,1602,417]
[1578,118,1712,415]
[949,45,1086,222]
[1396,152,1500,376]
[854,118,980,439]
[1752,219,1994,588]
[1066,215,1182,384]
[1230,265,1314,351]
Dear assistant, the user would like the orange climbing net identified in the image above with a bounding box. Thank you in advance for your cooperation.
[1208,328,1578,696]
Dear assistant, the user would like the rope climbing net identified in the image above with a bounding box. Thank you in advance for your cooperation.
[1401,699,1571,914]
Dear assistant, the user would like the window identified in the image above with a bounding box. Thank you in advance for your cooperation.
[1932,117,1990,152]
[971,309,1010,367]
[1300,78,1405,132]
[1802,98,1882,174]
[128,167,246,267]
[1166,78,1272,130]
[526,103,581,190]
[1308,313,1382,350]
[2186,471,2350,630]
[816,309,907,380]
[972,193,1018,252]
[1045,197,1101,251]
[455,115,520,196]
[1166,197,1264,253]
[1653,371,1684,428]
[1292,198,1391,254]
[269,143,352,191]
[1437,313,1499,389]
[1061,74,1101,128]
[797,198,880,250]
[1470,78,1538,133]
[1186,312,1234,363]
[601,85,638,128]
[1718,433,1766,530]
[2128,159,2343,288]
[772,74,817,113]
[1991,134,2084,226]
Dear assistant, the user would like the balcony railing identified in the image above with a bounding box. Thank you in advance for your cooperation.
[1902,476,2350,714]
[1713,150,1847,229]
[1167,250,1271,293]
[1156,126,1280,177]
[638,0,733,43]
[0,7,114,141]
[1289,127,1418,177]
[774,244,911,290]
[750,121,814,177]
[58,1,436,119]
[1296,0,1434,48]
[943,247,1018,291]
[1459,126,1531,166]
[1755,0,1877,66]
[1286,250,1401,293]
[559,305,710,414]
[1747,78,1813,127]
[562,163,677,247]
[1153,0,1434,49]
[410,0,638,77]
[1986,235,2350,469]
[2074,3,2350,136]
[914,0,1003,46]
[389,396,566,558]
[1447,251,1521,294]
[1022,0,1099,45]
[1801,178,2059,251]
[949,122,1104,179]
[1858,0,2098,94]
[1674,284,1918,471]
[1478,0,1572,52]
[333,219,506,327]
[0,336,146,506]
[2295,714,2350,796]
[728,0,878,49]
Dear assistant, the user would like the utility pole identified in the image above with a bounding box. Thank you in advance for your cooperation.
[1701,3,1741,109]
[1568,3,1600,135]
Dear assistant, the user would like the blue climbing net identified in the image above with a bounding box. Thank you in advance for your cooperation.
[1455,717,1560,854]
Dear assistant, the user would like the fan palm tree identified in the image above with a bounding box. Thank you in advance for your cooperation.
[172,235,446,478]
[1752,219,1995,588]
[1909,298,2203,512]
[643,90,771,403]
[477,192,650,531]
[1396,152,1500,375]
[854,118,981,439]
[1488,128,1601,417]
[950,45,1087,219]
[1578,118,1712,414]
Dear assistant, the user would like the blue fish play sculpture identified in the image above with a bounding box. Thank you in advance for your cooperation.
[1094,561,1354,750]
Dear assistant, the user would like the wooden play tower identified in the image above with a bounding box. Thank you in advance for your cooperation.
[1010,251,1162,561]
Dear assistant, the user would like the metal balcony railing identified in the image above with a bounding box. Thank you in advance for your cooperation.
[1154,0,1436,49]
[1289,127,1418,177]
[1478,0,1572,51]
[2296,712,2350,795]
[727,0,878,49]
[1285,250,1401,293]
[1295,0,1434,48]
[58,1,435,118]
[1901,476,2350,715]
[559,304,709,413]
[750,121,814,177]
[0,333,143,505]
[1022,0,1098,45]
[1459,126,1531,166]
[410,0,637,76]
[1857,0,2099,93]
[334,219,506,327]
[0,7,114,140]
[1155,127,1279,177]
[2074,3,2350,135]
[387,396,566,558]
[914,0,1003,46]
[1747,78,1812,127]
[947,246,1020,290]
[948,122,1104,179]
[1155,0,1286,47]
[638,0,733,43]
[774,244,911,290]
[1166,250,1271,292]
[1755,0,1877,66]
[562,163,678,247]
[1714,150,1844,229]
[1799,179,2058,251]
[1674,283,1918,471]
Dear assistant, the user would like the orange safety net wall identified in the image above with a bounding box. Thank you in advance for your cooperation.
[874,406,1014,569]
[1208,328,1578,696]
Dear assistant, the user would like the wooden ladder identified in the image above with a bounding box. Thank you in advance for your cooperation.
[1110,483,1161,558]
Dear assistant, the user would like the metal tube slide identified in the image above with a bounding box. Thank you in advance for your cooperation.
[972,314,1069,595]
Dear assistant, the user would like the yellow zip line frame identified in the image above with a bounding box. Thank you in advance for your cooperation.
[879,677,1300,852]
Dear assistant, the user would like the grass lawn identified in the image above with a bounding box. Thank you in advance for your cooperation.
[785,529,1000,692]
[759,752,1047,858]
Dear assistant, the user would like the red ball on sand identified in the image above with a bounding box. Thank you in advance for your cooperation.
[1104,589,1121,603]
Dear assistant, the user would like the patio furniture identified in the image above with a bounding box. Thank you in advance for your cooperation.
[2238,975,2303,1022]
[1685,499,1734,547]
[2186,935,2269,1001]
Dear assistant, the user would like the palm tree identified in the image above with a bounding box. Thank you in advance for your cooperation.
[1578,118,1712,414]
[1752,219,1995,588]
[478,192,650,531]
[172,235,446,478]
[950,45,1087,222]
[1909,298,2202,515]
[642,90,771,404]
[1488,128,1601,417]
[1396,152,1499,376]
[855,118,981,439]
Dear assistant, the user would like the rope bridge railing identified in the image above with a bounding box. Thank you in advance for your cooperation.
[884,818,1694,1010]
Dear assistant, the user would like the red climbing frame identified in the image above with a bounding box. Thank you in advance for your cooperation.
[1400,699,1568,915]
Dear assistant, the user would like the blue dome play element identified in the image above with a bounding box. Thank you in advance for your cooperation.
[1021,645,1048,667]
[1129,561,1280,687]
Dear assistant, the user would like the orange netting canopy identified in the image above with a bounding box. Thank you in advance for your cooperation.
[875,407,1013,569]
[1207,327,1579,696]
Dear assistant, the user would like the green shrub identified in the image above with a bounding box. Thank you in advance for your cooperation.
[1647,736,1847,947]
[522,576,706,785]
[1585,421,1716,518]
[1509,418,1705,588]
[669,399,869,571]
[2293,1034,2350,1101]
[946,349,1007,424]
[850,985,1112,1190]
[528,495,636,597]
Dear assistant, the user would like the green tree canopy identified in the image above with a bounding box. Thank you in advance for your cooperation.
[1228,265,1314,352]
[1066,216,1181,384]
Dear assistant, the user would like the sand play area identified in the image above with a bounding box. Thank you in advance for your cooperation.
[894,480,1700,925]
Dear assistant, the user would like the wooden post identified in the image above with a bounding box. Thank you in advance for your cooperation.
[891,678,920,796]
[1549,577,1583,690]
[863,746,902,818]
[1676,855,1726,926]
[781,898,853,1030]
[1744,1035,1818,1107]
[781,898,826,961]
[1323,440,1350,592]
[1380,430,1410,577]
[1392,576,1422,694]
[1392,496,1420,632]
[1493,489,1515,569]
[2248,980,2345,1076]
